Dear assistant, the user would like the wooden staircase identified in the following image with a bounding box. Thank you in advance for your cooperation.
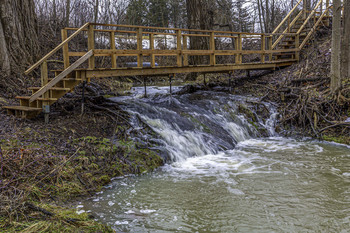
[2,0,332,120]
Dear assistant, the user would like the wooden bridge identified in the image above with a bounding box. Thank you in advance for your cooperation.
[3,0,332,119]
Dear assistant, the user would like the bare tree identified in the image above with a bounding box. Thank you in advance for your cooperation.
[342,0,350,80]
[330,0,342,93]
[0,0,38,75]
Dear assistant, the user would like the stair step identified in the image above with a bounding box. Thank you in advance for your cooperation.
[15,96,58,101]
[28,87,71,91]
[48,78,82,81]
[2,106,42,111]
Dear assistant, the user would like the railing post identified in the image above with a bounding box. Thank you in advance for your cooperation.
[110,32,117,69]
[88,24,95,69]
[236,34,242,64]
[41,61,49,102]
[303,0,307,19]
[177,30,182,67]
[295,34,300,61]
[150,34,155,68]
[61,29,70,69]
[210,32,216,66]
[261,35,266,63]
[137,27,143,68]
[41,61,48,87]
[183,35,189,66]
[268,36,273,61]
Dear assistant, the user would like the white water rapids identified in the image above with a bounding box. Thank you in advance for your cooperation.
[77,86,350,232]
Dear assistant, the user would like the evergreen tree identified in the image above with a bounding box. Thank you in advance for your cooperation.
[147,0,170,27]
[126,0,147,25]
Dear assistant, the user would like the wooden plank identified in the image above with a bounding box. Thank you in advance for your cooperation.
[177,30,182,67]
[61,29,70,69]
[300,9,329,49]
[25,22,89,75]
[88,24,95,69]
[295,34,300,61]
[261,35,266,63]
[272,10,303,49]
[268,36,273,61]
[237,34,242,64]
[29,50,93,103]
[272,0,303,34]
[85,62,289,78]
[183,36,189,66]
[110,32,117,68]
[137,28,143,68]
[297,0,323,34]
[210,32,216,66]
[150,34,155,68]
[41,61,48,86]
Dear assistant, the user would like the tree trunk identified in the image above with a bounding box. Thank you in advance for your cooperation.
[94,0,99,23]
[66,0,71,27]
[0,0,38,74]
[330,0,342,93]
[341,0,350,80]
[0,18,10,75]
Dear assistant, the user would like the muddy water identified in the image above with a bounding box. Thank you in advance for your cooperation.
[78,87,350,232]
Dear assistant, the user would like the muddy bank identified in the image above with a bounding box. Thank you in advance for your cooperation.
[0,87,163,232]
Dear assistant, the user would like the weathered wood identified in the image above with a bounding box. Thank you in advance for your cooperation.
[272,0,303,34]
[210,32,216,66]
[177,30,182,67]
[261,35,266,63]
[61,29,70,69]
[183,35,189,66]
[268,36,273,61]
[272,10,303,49]
[25,22,89,75]
[295,34,300,61]
[297,0,323,34]
[110,32,117,68]
[150,34,155,68]
[300,9,329,49]
[29,50,93,103]
[88,24,95,69]
[237,34,243,64]
[137,28,143,68]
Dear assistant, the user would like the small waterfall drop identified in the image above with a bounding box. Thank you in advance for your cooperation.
[111,86,277,162]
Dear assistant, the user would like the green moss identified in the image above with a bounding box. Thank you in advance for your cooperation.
[0,203,114,233]
[322,135,350,144]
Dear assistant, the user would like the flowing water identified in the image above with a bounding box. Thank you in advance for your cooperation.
[78,87,350,232]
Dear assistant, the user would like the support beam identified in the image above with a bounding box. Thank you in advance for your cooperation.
[177,30,182,67]
[88,24,95,69]
[137,28,143,68]
[110,32,117,69]
[61,29,70,69]
[210,32,216,66]
[261,35,266,63]
[150,34,155,68]
[183,35,189,66]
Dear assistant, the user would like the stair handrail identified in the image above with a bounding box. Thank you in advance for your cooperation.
[299,6,331,49]
[24,22,90,75]
[29,50,93,103]
[272,0,303,34]
[272,10,303,49]
[296,0,324,34]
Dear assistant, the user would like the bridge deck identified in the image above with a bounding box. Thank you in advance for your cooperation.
[2,0,332,119]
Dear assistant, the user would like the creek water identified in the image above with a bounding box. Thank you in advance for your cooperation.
[78,87,350,232]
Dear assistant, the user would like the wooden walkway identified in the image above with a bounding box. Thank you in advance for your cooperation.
[3,0,332,119]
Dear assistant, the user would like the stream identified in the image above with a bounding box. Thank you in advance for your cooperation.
[78,86,350,232]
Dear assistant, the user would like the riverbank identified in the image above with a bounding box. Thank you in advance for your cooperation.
[0,91,163,232]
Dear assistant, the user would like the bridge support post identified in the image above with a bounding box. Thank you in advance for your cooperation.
[110,32,117,69]
[43,105,50,124]
[169,74,174,95]
[137,28,143,68]
[88,24,95,69]
[143,76,147,98]
[81,80,87,115]
[203,73,207,86]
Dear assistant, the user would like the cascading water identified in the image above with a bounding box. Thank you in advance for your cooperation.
[78,86,350,232]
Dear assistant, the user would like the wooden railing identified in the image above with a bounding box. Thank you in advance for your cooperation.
[23,0,333,104]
